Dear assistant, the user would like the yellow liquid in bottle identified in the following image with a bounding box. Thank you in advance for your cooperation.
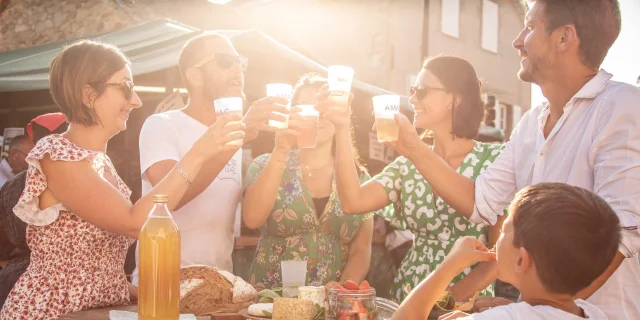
[138,216,181,320]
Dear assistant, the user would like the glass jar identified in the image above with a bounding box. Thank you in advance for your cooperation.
[326,287,377,320]
[373,297,399,320]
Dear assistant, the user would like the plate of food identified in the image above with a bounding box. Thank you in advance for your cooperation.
[402,284,478,319]
[428,291,479,319]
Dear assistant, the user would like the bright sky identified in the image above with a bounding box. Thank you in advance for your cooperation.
[531,0,640,106]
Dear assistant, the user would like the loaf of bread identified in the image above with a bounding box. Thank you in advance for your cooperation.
[179,265,257,315]
[218,269,257,303]
[272,297,316,320]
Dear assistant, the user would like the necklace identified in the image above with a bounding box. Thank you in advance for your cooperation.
[301,163,333,177]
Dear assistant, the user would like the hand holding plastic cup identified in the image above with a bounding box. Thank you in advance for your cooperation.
[266,83,293,129]
[327,65,354,110]
[213,97,245,146]
[296,105,320,149]
[373,95,401,143]
[281,260,307,297]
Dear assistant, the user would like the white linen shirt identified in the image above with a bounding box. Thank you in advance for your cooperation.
[471,70,640,319]
[460,299,608,320]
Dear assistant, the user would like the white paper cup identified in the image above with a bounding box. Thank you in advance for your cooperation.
[214,97,244,146]
[327,66,354,110]
[281,260,307,297]
[373,95,401,142]
[328,65,354,93]
[266,83,293,129]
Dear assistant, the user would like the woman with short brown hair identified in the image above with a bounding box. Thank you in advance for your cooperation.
[0,40,245,320]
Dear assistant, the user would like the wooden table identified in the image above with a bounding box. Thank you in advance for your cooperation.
[234,235,259,249]
[59,305,245,320]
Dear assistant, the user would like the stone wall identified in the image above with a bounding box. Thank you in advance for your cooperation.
[0,0,137,52]
[0,0,243,53]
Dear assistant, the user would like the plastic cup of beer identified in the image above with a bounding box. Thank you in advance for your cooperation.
[373,95,401,143]
[281,260,307,297]
[266,83,293,129]
[296,105,320,149]
[213,97,244,147]
[327,65,354,110]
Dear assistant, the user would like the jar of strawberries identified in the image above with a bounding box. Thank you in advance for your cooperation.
[326,280,378,320]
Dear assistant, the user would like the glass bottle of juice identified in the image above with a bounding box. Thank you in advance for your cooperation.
[138,194,181,320]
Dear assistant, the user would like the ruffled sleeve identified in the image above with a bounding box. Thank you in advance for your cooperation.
[13,135,101,226]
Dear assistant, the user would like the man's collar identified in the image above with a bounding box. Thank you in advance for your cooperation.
[572,70,613,100]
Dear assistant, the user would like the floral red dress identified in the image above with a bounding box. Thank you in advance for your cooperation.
[0,135,135,320]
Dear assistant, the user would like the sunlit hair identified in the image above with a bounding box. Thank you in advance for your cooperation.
[178,32,230,91]
[291,72,368,175]
[510,182,620,295]
[421,56,485,140]
[525,0,621,69]
[49,40,130,126]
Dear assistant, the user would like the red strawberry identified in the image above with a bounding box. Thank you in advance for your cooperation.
[343,280,360,291]
[359,280,371,290]
[351,301,366,313]
[334,284,348,293]
[338,309,358,320]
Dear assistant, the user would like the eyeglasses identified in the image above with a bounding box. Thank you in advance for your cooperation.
[191,53,249,71]
[409,85,447,100]
[104,81,135,101]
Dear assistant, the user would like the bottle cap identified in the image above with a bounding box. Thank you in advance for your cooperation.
[152,194,169,203]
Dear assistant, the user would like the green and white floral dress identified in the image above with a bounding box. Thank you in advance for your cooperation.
[373,142,504,302]
[245,151,380,289]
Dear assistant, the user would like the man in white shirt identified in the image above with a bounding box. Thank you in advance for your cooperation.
[0,135,33,188]
[393,183,616,320]
[133,32,289,283]
[386,1,639,319]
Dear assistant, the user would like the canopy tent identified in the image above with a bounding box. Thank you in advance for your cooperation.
[0,19,396,95]
[0,18,503,141]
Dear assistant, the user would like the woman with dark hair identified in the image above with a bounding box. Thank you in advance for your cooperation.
[0,40,245,320]
[319,56,506,302]
[243,73,381,289]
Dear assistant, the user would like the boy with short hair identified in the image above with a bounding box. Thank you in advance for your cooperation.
[394,183,618,319]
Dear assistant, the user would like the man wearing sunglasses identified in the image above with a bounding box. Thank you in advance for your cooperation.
[0,135,33,189]
[133,32,289,283]
[386,1,640,319]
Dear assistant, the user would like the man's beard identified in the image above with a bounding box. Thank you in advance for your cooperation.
[202,74,220,102]
[203,77,244,101]
[518,54,548,84]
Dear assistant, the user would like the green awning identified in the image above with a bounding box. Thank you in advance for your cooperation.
[0,19,201,92]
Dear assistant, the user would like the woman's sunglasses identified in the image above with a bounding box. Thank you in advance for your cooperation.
[104,81,135,101]
[191,53,249,71]
[409,85,447,100]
